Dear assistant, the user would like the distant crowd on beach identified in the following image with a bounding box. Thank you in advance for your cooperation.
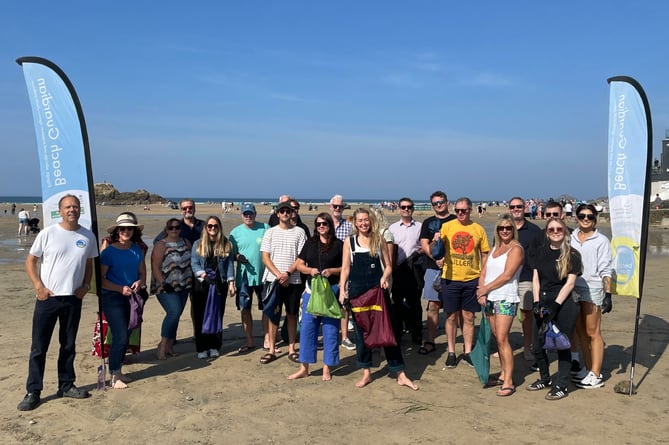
[17,191,615,410]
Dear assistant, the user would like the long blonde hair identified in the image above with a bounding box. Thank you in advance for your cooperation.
[196,216,231,258]
[545,217,572,279]
[352,207,381,257]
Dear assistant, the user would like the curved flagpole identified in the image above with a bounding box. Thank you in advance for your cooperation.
[16,56,105,388]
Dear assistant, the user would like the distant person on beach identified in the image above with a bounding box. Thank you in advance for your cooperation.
[330,194,355,350]
[11,202,16,215]
[439,197,490,369]
[509,197,542,361]
[100,213,147,389]
[151,218,193,360]
[190,216,235,359]
[654,194,662,209]
[388,197,423,346]
[570,204,612,390]
[18,208,30,238]
[259,201,307,365]
[338,207,418,390]
[18,194,97,411]
[288,213,343,381]
[229,203,270,352]
[418,190,456,356]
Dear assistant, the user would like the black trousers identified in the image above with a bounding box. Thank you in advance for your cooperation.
[391,261,423,343]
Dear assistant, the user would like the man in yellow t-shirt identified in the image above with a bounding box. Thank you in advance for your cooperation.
[439,197,490,369]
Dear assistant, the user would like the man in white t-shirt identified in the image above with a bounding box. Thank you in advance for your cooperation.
[260,201,306,364]
[18,194,98,411]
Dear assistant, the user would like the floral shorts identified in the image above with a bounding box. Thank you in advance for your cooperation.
[485,300,518,317]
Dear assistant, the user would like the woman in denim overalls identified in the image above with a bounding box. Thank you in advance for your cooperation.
[339,208,418,390]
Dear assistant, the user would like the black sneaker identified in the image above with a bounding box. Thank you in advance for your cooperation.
[56,385,90,399]
[570,360,582,375]
[445,353,457,368]
[525,379,552,391]
[460,353,474,368]
[545,385,569,400]
[17,392,41,411]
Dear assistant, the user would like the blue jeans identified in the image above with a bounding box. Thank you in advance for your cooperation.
[26,295,82,393]
[156,289,189,339]
[299,290,340,366]
[101,289,131,374]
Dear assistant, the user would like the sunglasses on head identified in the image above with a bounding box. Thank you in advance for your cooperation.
[431,200,446,207]
[207,223,219,229]
[577,213,596,221]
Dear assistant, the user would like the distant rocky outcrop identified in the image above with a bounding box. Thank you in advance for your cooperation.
[94,182,165,205]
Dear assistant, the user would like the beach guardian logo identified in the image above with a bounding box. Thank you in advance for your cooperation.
[36,78,67,188]
[75,239,88,249]
[612,93,628,194]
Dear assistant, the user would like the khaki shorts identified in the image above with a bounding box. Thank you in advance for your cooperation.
[518,281,534,311]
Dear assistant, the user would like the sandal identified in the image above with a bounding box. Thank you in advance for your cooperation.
[260,353,277,364]
[418,342,436,355]
[238,345,256,354]
[287,352,300,363]
[486,376,504,387]
[496,387,516,397]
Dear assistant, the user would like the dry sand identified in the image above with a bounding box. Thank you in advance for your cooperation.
[1,204,668,444]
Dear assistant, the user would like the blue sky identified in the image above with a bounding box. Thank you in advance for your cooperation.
[1,1,667,202]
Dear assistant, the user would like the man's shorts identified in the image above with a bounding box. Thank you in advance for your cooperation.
[439,278,480,314]
[517,281,534,311]
[279,283,302,316]
[422,269,441,302]
[573,286,604,306]
[236,284,264,311]
[485,300,518,317]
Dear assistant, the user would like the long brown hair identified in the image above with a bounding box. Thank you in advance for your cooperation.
[312,212,335,253]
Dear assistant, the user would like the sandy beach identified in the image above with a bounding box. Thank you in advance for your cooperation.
[1,203,669,444]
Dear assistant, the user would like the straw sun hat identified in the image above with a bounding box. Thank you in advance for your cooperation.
[107,213,144,233]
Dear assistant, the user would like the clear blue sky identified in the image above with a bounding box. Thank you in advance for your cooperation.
[1,1,667,202]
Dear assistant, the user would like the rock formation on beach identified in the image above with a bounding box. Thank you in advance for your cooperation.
[94,182,164,205]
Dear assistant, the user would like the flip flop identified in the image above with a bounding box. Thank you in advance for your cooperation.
[486,377,504,387]
[496,387,516,397]
[418,342,436,355]
[260,353,277,364]
[238,345,256,354]
[287,352,300,363]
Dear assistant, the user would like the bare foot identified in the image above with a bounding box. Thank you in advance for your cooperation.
[355,374,372,388]
[111,375,128,389]
[155,353,167,361]
[322,366,332,381]
[288,366,310,380]
[397,373,419,391]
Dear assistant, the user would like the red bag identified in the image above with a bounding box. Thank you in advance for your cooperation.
[349,286,397,349]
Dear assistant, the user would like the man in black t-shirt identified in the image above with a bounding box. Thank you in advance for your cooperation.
[417,191,456,355]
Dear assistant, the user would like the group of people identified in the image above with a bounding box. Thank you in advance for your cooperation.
[17,191,613,411]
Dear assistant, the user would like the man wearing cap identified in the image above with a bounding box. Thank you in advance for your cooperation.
[18,194,98,411]
[230,203,270,352]
[329,194,355,350]
[259,201,307,364]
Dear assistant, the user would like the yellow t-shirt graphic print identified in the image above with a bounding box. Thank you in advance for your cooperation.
[440,220,490,282]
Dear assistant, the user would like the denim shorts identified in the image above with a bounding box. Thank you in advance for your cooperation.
[573,286,604,306]
[485,300,518,317]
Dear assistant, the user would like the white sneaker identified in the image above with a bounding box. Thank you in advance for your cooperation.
[209,349,220,358]
[197,351,208,359]
[576,371,604,389]
[571,366,589,382]
[341,338,356,350]
[347,320,354,331]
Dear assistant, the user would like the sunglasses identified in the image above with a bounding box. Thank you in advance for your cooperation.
[278,208,293,215]
[547,227,564,234]
[454,208,470,214]
[545,212,561,217]
[291,206,300,211]
[577,213,596,221]
[399,205,414,210]
[181,206,194,211]
[207,224,219,229]
[509,205,524,210]
[242,212,255,217]
[315,221,329,227]
[331,204,344,210]
[431,200,446,207]
[167,225,181,230]
[497,226,513,232]
[118,227,134,232]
